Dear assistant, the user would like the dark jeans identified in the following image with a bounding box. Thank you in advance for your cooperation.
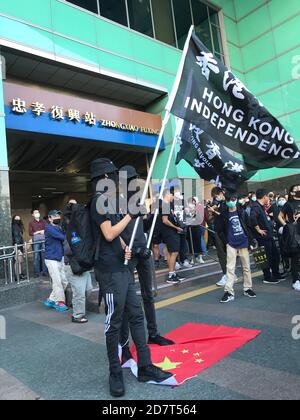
[32,242,47,274]
[95,267,151,374]
[179,234,189,264]
[257,237,280,280]
[291,254,300,284]
[120,256,158,345]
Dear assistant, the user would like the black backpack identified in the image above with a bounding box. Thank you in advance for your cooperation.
[282,223,300,257]
[65,197,100,271]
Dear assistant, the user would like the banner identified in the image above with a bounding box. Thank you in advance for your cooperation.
[170,32,300,169]
[176,121,256,191]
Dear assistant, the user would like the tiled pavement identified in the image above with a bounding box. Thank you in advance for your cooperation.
[0,273,299,400]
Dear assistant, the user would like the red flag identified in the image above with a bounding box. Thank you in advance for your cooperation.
[125,323,261,386]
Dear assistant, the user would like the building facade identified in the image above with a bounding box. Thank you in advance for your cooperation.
[0,0,299,244]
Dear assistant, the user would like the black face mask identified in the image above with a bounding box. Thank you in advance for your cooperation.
[53,219,61,226]
[294,191,300,198]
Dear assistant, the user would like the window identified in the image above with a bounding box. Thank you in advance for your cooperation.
[172,0,192,49]
[66,0,98,14]
[152,0,176,47]
[127,0,154,37]
[191,0,212,51]
[99,0,128,26]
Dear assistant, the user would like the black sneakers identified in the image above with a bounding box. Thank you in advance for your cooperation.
[220,292,235,303]
[148,335,175,346]
[138,364,173,383]
[244,289,257,298]
[109,371,125,398]
[166,274,183,285]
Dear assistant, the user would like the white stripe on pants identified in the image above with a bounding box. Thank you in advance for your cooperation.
[45,259,68,303]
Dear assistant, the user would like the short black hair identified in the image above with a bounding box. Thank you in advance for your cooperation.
[211,187,224,197]
[225,191,238,201]
[256,188,268,200]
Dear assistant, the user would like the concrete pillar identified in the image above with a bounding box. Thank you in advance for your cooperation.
[0,55,12,247]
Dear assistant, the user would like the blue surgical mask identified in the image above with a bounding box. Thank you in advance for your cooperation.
[278,199,286,208]
[251,196,257,202]
[215,196,223,202]
[226,201,237,209]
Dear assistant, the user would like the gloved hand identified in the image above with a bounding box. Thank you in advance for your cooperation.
[278,226,284,235]
[133,247,152,260]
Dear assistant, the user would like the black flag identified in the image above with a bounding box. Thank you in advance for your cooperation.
[170,32,300,169]
[176,122,256,191]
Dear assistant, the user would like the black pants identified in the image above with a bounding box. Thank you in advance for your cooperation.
[215,233,227,275]
[120,257,158,347]
[179,234,189,264]
[291,254,300,284]
[257,238,280,280]
[95,267,151,374]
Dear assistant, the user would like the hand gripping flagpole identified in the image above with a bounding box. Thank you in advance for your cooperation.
[124,25,194,265]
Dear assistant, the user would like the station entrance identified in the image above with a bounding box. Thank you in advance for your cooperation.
[7,129,150,242]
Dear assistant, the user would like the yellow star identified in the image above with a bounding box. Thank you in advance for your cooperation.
[181,349,189,354]
[155,357,183,371]
[193,352,202,357]
[195,358,204,364]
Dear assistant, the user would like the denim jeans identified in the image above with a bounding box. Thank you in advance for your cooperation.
[64,265,93,318]
[200,226,208,256]
[33,242,47,274]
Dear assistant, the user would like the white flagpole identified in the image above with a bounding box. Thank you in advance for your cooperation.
[125,26,194,264]
[146,117,184,249]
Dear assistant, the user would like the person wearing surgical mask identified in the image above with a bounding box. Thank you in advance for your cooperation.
[278,185,300,292]
[216,192,256,303]
[44,210,69,312]
[29,208,48,278]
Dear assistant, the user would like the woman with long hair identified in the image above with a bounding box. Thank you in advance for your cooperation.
[11,215,26,281]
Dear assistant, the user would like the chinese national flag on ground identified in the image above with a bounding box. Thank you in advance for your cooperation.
[124,323,261,386]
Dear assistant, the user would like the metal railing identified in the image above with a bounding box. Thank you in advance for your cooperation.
[0,241,45,286]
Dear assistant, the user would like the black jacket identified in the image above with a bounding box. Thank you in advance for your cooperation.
[216,205,254,247]
[12,223,24,246]
[250,201,274,240]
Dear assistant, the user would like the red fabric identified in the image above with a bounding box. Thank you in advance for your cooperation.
[131,323,261,386]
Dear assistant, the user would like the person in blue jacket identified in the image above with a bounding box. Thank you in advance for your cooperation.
[44,210,68,312]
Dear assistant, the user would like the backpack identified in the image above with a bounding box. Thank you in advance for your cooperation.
[65,196,100,271]
[282,223,300,257]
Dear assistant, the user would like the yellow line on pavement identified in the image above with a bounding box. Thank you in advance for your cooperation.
[155,271,263,310]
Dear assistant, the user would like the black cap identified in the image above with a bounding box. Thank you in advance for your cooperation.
[119,165,139,180]
[90,158,118,180]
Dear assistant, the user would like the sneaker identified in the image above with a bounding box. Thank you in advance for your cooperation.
[244,289,257,298]
[44,299,55,308]
[263,278,280,284]
[293,281,300,292]
[72,316,88,324]
[121,346,134,366]
[220,292,235,303]
[216,275,227,287]
[166,274,182,285]
[196,256,205,264]
[53,301,69,312]
[148,335,175,346]
[183,260,193,268]
[109,371,125,397]
[274,273,287,281]
[138,364,173,383]
[175,262,181,271]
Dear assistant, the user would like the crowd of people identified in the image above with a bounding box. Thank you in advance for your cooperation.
[9,157,300,397]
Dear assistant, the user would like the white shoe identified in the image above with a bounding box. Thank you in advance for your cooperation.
[216,275,227,287]
[196,256,205,264]
[293,281,300,291]
[183,260,193,268]
[175,262,181,271]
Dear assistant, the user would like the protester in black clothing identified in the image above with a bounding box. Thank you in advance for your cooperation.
[90,158,172,398]
[274,195,290,272]
[278,184,300,291]
[207,186,230,287]
[118,165,174,361]
[250,189,286,284]
[11,215,26,281]
[159,189,185,284]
